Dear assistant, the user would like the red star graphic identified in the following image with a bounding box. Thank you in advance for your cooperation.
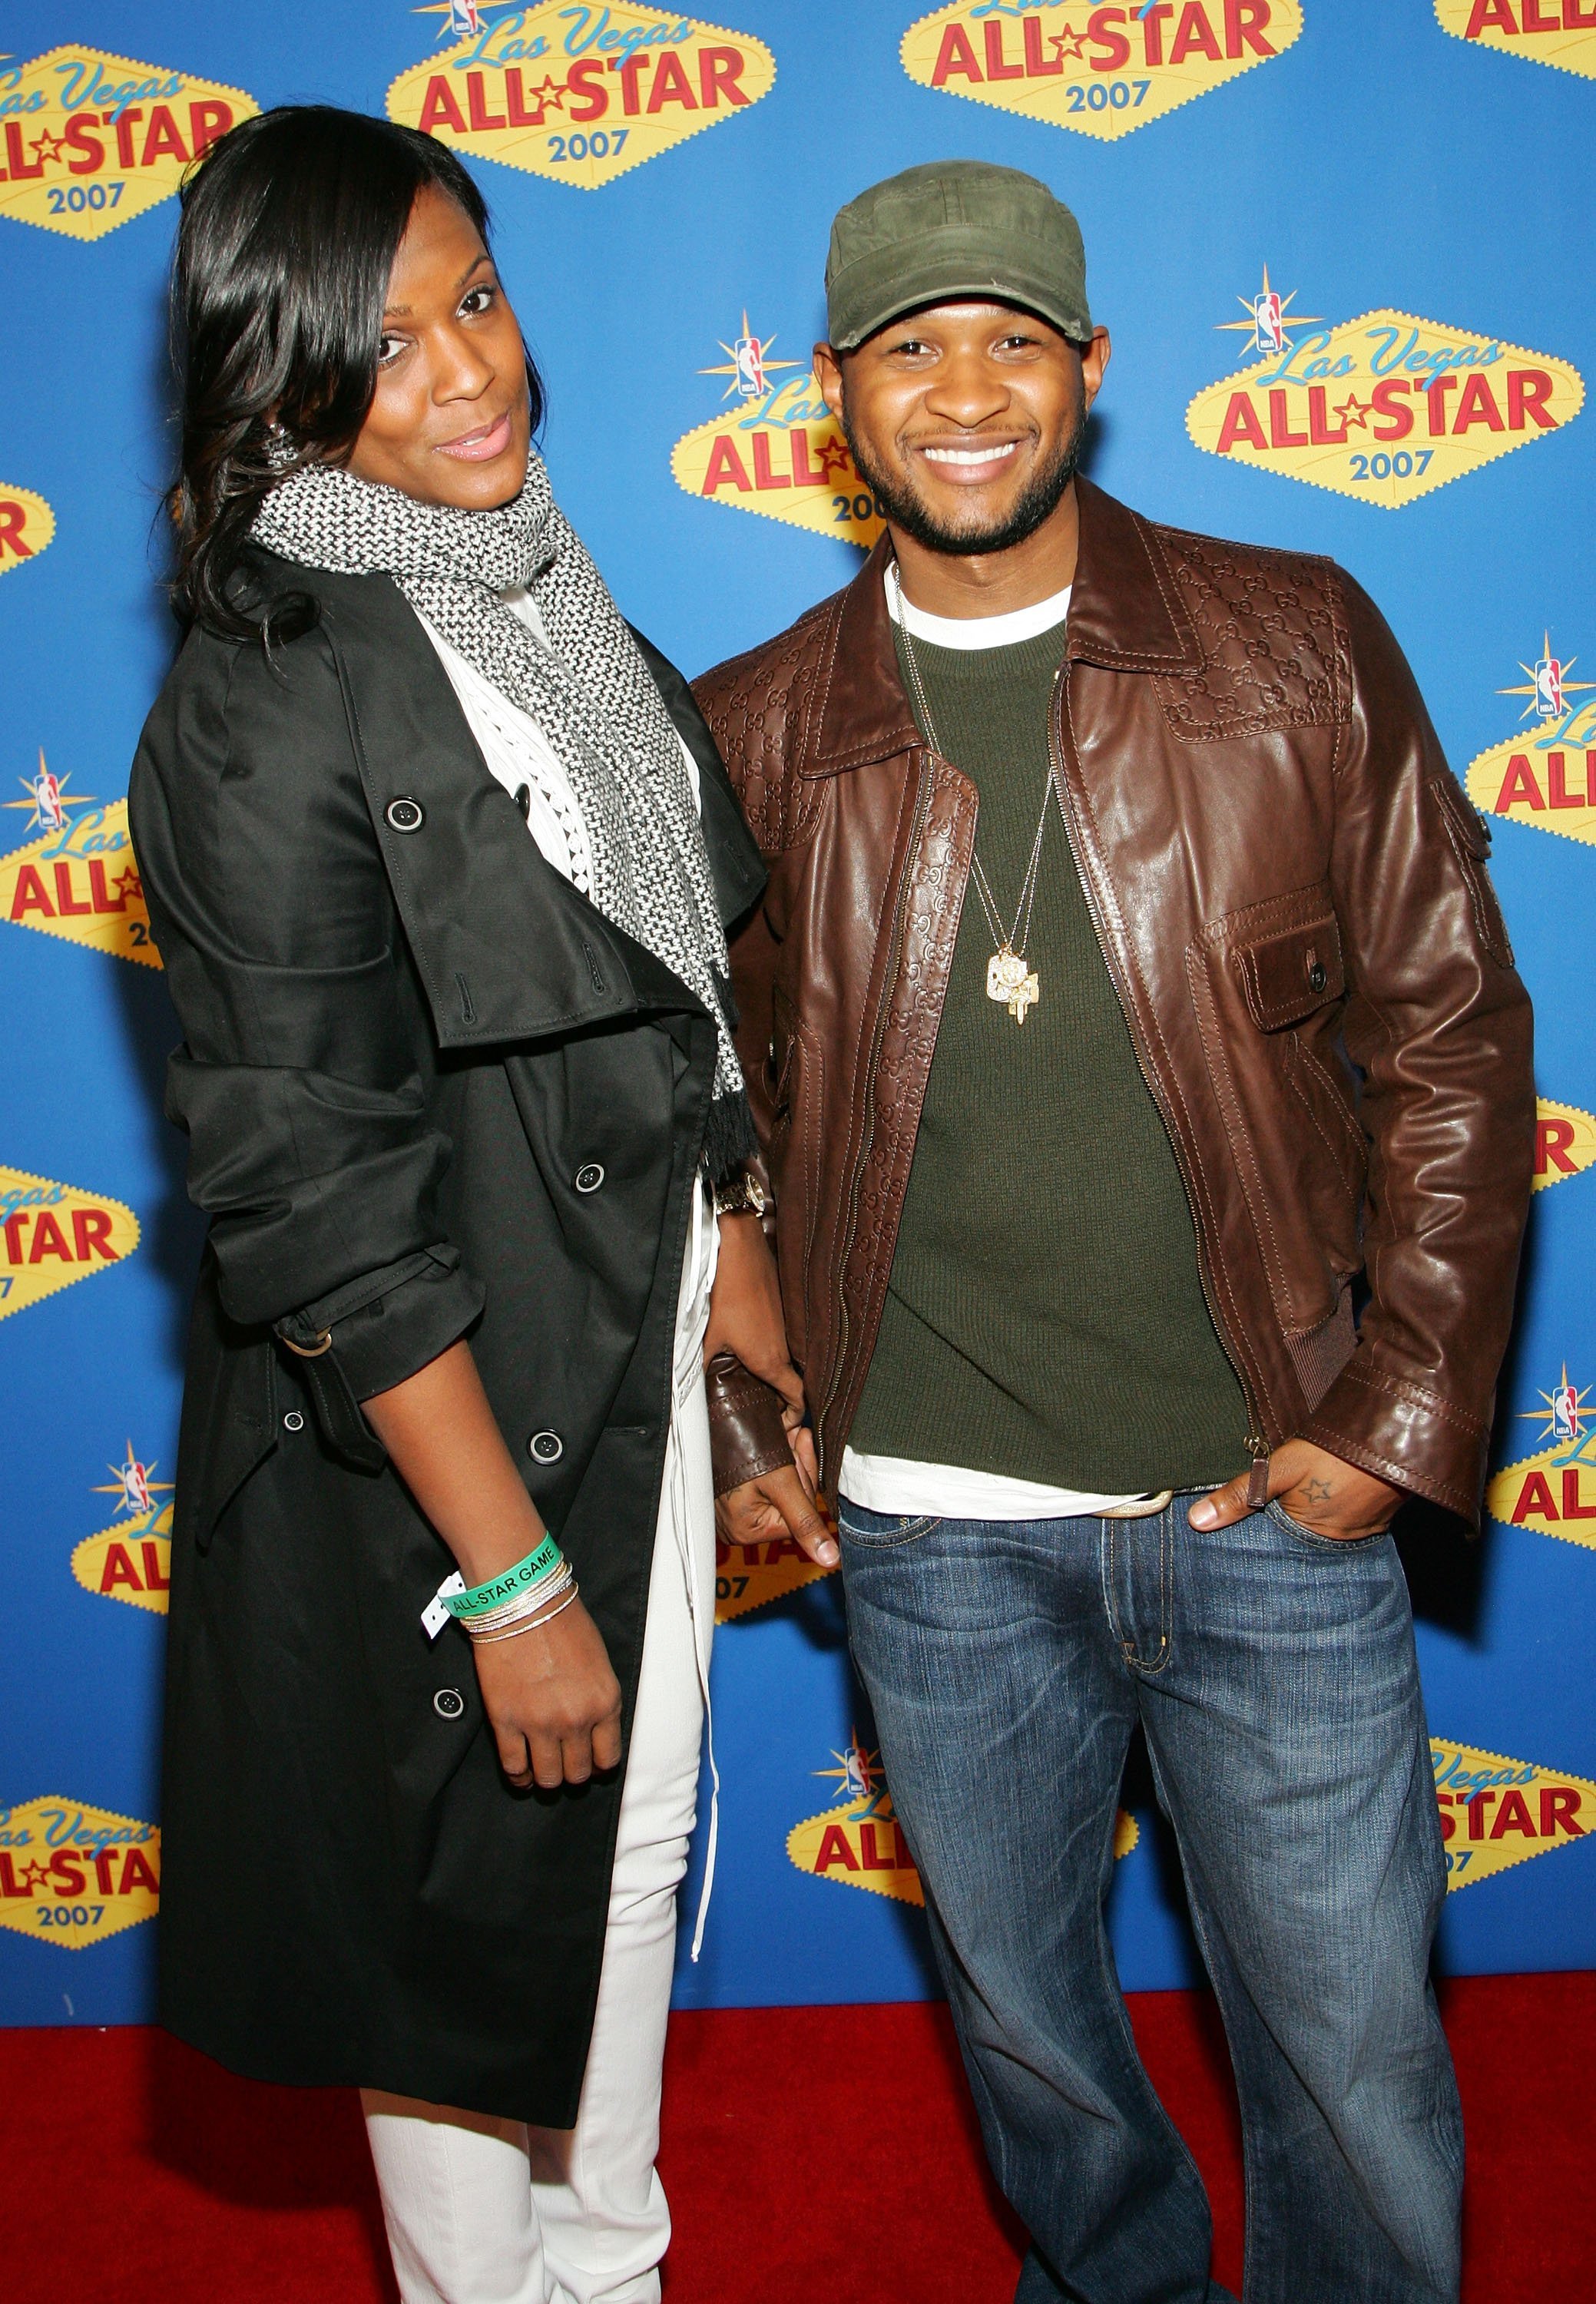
[529,75,566,115]
[1051,25,1089,61]
[112,866,144,904]
[816,435,853,482]
[1333,395,1372,432]
[21,1861,52,1893]
[30,130,66,167]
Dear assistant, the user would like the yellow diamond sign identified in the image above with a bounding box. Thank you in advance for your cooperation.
[900,0,1302,140]
[0,482,53,578]
[1531,1098,1596,1193]
[1187,310,1583,506]
[1432,1740,1595,1889]
[73,1505,173,1616]
[0,1165,138,1321]
[1468,733,1596,849]
[0,48,257,240]
[674,376,886,547]
[1435,0,1596,82]
[716,1528,836,1622]
[0,1797,160,1947]
[389,6,773,190]
[0,790,156,967]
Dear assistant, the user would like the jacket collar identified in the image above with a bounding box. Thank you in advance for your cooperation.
[1065,475,1203,674]
[800,477,1201,779]
[268,559,707,1051]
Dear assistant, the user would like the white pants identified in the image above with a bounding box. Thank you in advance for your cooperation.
[365,1203,718,2304]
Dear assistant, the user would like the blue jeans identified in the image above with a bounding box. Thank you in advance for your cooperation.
[837,1495,1462,2304]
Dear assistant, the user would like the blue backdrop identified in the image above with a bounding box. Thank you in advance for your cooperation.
[3,0,1594,2031]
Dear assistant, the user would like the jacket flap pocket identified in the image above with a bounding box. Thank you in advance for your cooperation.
[1234,915,1346,1031]
[1430,771,1492,859]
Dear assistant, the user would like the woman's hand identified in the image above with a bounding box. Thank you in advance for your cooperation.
[471,1600,622,1789]
[704,1211,806,1428]
[364,1338,623,1789]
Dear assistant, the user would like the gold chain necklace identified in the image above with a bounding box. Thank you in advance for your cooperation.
[892,562,1057,1026]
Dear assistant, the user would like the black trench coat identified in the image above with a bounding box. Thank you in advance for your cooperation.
[128,551,764,2124]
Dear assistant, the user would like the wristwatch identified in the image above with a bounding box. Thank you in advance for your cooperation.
[713,1170,768,1219]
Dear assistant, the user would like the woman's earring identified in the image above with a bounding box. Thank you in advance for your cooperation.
[264,421,296,473]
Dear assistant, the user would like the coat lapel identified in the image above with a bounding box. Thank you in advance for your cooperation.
[300,567,725,1050]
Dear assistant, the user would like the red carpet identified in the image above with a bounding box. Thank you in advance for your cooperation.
[0,1975,1588,2301]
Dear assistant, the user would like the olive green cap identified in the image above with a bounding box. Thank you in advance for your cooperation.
[825,160,1091,353]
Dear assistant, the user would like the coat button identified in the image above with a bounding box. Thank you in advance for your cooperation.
[433,1689,465,1720]
[283,1410,305,1432]
[574,1163,605,1194]
[528,1430,564,1465]
[386,796,425,833]
[1307,961,1327,994]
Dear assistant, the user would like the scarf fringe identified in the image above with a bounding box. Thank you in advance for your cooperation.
[704,1090,757,1187]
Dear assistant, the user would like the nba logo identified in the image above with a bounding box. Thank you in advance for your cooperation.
[1533,652,1565,719]
[114,1447,156,1517]
[29,766,66,833]
[449,0,482,34]
[1250,290,1286,356]
[1554,1382,1581,1444]
[732,333,767,397]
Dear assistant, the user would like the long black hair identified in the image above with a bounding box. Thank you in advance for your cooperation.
[171,104,543,638]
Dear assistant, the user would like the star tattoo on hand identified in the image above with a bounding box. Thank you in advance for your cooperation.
[1302,1477,1334,1505]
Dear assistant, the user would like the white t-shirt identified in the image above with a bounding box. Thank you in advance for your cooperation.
[837,571,1148,1525]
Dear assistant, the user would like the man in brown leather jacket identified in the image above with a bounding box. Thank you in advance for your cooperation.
[700,164,1533,2304]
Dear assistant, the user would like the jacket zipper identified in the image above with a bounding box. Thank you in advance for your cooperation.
[816,756,938,1472]
[1046,667,1272,1498]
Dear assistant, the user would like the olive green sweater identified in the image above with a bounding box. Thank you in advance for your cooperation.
[848,614,1247,1492]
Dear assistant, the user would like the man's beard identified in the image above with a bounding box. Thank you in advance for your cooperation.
[841,406,1087,557]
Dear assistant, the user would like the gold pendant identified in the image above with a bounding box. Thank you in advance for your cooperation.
[986,946,1040,1025]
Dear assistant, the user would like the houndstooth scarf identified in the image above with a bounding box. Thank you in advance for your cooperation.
[253,455,752,1174]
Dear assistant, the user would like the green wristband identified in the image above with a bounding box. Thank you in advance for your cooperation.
[444,1534,565,1621]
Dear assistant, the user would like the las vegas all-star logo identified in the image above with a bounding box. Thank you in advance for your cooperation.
[0,1797,159,1949]
[1187,268,1582,507]
[73,1442,173,1615]
[900,0,1302,142]
[1436,0,1596,82]
[1,756,157,967]
[1433,1740,1594,1889]
[1465,636,1596,855]
[787,1730,1138,1904]
[674,316,886,549]
[389,3,774,191]
[0,48,257,241]
[1486,1365,1596,1551]
[0,1166,138,1322]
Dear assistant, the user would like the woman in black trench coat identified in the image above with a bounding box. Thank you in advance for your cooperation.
[130,107,828,2304]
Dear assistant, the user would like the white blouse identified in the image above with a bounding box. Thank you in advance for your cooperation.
[416,584,699,894]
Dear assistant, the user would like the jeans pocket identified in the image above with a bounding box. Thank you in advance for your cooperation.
[836,1501,941,1549]
[1266,1497,1389,1553]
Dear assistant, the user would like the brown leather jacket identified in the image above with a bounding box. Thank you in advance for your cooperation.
[695,479,1534,1524]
